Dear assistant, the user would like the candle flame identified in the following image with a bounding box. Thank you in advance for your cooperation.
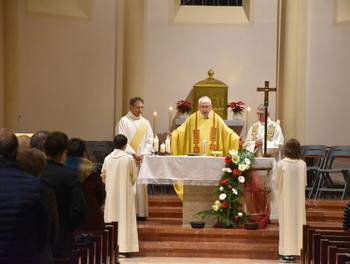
[153,112,158,117]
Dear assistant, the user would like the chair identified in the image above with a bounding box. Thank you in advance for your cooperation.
[85,141,113,168]
[315,145,350,200]
[301,145,328,198]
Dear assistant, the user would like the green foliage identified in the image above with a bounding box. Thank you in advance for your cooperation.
[194,148,255,228]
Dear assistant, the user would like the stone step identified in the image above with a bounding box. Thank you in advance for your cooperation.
[148,207,182,218]
[133,240,279,259]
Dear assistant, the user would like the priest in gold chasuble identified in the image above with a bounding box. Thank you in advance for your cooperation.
[171,96,240,156]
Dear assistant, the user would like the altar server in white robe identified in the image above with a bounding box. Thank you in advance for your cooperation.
[115,97,154,219]
[102,134,139,254]
[273,139,307,262]
[244,104,284,161]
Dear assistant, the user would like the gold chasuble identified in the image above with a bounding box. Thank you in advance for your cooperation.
[171,110,240,200]
[172,110,239,156]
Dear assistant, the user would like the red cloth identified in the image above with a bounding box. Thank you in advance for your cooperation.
[242,169,270,229]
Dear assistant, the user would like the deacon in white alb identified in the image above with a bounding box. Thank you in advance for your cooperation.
[244,104,284,161]
[115,97,154,219]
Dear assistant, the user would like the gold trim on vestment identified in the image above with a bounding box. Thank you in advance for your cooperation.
[193,111,216,153]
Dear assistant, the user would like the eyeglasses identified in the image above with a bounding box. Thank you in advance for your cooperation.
[132,106,144,110]
[199,105,211,110]
[256,112,265,116]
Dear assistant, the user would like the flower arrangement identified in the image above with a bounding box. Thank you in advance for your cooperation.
[195,148,255,228]
[176,100,192,113]
[227,101,245,113]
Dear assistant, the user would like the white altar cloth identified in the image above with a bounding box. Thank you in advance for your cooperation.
[138,156,279,220]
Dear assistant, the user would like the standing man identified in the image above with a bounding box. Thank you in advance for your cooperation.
[171,96,240,156]
[0,128,49,263]
[41,131,88,258]
[115,97,154,220]
[244,104,284,161]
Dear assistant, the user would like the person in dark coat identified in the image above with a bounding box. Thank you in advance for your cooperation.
[65,138,106,232]
[41,131,88,258]
[0,128,50,264]
[18,147,59,264]
[343,201,350,231]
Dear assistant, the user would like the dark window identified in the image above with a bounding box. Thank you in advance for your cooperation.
[181,0,242,6]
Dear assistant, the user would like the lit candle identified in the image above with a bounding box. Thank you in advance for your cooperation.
[165,138,171,153]
[153,136,159,152]
[160,143,165,153]
[276,119,281,125]
[153,112,157,135]
[168,106,173,131]
[246,107,251,135]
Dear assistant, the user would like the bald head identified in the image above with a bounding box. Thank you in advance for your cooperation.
[0,128,19,158]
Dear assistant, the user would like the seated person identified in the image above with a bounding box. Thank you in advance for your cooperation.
[65,138,106,232]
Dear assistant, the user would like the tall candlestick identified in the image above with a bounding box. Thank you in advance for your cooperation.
[168,107,173,131]
[246,107,251,135]
[165,138,171,154]
[153,136,159,152]
[153,112,157,135]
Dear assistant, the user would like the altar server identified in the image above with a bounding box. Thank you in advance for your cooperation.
[273,138,306,263]
[115,97,154,220]
[102,134,139,257]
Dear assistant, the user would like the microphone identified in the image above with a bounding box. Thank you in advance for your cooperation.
[15,115,21,133]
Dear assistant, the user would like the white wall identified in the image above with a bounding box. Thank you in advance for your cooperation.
[16,0,116,140]
[306,0,350,145]
[143,0,279,136]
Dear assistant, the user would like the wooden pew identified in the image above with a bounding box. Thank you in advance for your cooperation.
[302,225,344,264]
[336,252,350,264]
[105,222,119,264]
[72,242,96,264]
[320,238,350,264]
[328,245,350,264]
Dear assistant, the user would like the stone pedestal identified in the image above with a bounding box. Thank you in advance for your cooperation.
[182,185,217,227]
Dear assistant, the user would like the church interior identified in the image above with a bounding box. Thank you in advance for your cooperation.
[1,0,350,263]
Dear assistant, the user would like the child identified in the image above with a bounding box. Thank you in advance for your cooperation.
[101,134,138,258]
[273,138,307,263]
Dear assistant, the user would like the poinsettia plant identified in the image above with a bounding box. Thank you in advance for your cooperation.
[195,148,255,227]
[227,101,245,113]
[176,100,192,113]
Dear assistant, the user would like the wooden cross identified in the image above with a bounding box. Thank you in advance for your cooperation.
[257,81,277,157]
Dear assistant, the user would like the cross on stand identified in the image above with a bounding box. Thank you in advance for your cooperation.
[257,81,277,157]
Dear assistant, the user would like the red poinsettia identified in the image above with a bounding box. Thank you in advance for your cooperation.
[227,101,245,113]
[176,100,192,113]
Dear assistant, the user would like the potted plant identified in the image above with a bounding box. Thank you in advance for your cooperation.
[176,100,192,118]
[227,101,245,120]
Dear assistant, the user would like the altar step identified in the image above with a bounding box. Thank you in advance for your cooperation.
[134,194,346,259]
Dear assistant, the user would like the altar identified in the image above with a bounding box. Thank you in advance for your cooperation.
[138,156,278,227]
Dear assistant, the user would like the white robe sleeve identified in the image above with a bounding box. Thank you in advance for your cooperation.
[116,118,136,155]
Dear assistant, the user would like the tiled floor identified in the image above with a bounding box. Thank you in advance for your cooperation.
[120,257,281,263]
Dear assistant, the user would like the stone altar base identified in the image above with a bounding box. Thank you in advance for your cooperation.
[182,185,218,227]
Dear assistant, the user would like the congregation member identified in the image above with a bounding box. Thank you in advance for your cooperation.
[65,138,106,232]
[30,130,49,151]
[41,131,88,258]
[170,96,240,156]
[244,104,284,160]
[102,134,139,258]
[273,139,307,263]
[0,128,50,264]
[115,96,154,220]
[18,147,59,264]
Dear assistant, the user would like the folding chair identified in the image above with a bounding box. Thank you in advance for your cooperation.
[301,145,328,198]
[315,145,350,200]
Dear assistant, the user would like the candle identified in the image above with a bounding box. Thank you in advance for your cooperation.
[168,106,173,131]
[160,143,165,153]
[153,112,157,134]
[276,119,281,125]
[153,136,159,152]
[165,138,171,153]
[246,107,251,135]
